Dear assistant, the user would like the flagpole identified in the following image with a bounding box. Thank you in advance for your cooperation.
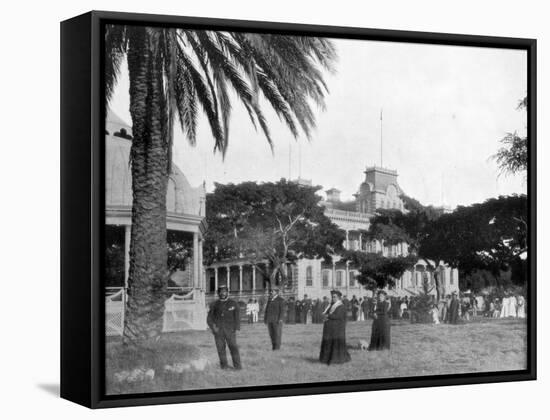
[380,108,383,167]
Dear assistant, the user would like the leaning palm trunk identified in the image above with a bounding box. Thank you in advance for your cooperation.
[123,27,170,344]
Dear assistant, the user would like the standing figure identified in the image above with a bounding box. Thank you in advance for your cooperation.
[440,295,449,322]
[500,293,510,318]
[295,299,302,325]
[358,298,365,321]
[508,293,518,318]
[252,299,259,323]
[361,296,369,321]
[246,299,254,324]
[368,290,391,350]
[342,295,351,320]
[321,296,330,316]
[448,292,460,324]
[312,299,322,323]
[264,287,285,350]
[430,304,440,324]
[517,295,526,318]
[302,294,312,324]
[206,286,242,370]
[319,290,351,365]
[400,299,408,320]
[286,297,296,324]
[351,295,359,321]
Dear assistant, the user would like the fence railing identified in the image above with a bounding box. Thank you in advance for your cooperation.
[105,287,207,337]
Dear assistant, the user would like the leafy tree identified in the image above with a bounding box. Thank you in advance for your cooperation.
[105,26,337,342]
[420,195,528,287]
[493,96,528,175]
[204,180,345,288]
[360,195,446,299]
[342,251,417,291]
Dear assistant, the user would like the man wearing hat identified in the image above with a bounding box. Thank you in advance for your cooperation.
[207,286,242,370]
[264,286,285,350]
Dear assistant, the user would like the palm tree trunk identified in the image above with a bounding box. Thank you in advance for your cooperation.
[123,27,169,344]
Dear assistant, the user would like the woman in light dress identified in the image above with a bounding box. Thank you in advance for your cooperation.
[508,294,518,318]
[430,304,440,324]
[500,293,510,318]
[358,298,365,321]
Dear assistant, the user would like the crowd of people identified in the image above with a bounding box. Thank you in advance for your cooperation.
[206,287,393,370]
[206,287,526,370]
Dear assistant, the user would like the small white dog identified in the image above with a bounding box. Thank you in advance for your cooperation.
[358,339,369,350]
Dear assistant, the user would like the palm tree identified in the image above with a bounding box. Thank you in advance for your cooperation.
[105,24,337,344]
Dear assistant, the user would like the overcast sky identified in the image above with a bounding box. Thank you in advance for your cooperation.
[109,36,527,208]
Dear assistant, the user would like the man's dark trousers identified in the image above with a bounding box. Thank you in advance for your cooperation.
[267,322,282,350]
[214,329,241,369]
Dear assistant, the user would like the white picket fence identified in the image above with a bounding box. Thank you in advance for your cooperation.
[106,288,125,337]
[105,287,207,337]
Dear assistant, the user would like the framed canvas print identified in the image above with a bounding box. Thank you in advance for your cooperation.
[60,11,536,408]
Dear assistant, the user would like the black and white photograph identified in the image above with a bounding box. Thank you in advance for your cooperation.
[102,21,531,397]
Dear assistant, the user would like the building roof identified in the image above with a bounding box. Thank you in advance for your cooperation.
[105,110,205,217]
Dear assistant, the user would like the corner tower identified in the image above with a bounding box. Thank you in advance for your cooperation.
[355,166,404,213]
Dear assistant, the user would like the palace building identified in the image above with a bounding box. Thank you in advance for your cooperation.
[204,166,459,303]
[104,110,458,333]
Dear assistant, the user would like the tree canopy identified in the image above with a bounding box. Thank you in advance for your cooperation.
[343,251,417,290]
[492,96,528,176]
[204,179,345,287]
[420,194,527,284]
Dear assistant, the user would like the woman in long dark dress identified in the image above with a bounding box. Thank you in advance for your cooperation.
[368,290,391,351]
[319,290,351,365]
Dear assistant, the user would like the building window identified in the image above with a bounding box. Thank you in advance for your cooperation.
[450,269,454,285]
[306,266,313,286]
[322,270,330,287]
[336,270,343,287]
[349,271,356,287]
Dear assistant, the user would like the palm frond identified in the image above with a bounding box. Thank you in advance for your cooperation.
[105,25,127,106]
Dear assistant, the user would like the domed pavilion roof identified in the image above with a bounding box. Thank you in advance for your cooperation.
[105,109,205,218]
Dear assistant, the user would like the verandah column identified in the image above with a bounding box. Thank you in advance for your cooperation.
[193,232,199,289]
[252,265,256,291]
[238,264,243,294]
[214,266,219,291]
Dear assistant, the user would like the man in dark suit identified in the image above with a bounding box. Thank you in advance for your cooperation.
[448,292,460,324]
[301,294,312,324]
[207,286,242,370]
[264,287,285,350]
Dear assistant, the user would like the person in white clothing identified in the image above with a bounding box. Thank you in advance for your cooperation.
[252,299,259,323]
[508,294,517,318]
[500,294,510,318]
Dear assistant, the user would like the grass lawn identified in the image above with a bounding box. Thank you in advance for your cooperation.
[106,317,527,395]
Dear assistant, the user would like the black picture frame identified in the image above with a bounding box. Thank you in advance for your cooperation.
[61,10,537,409]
